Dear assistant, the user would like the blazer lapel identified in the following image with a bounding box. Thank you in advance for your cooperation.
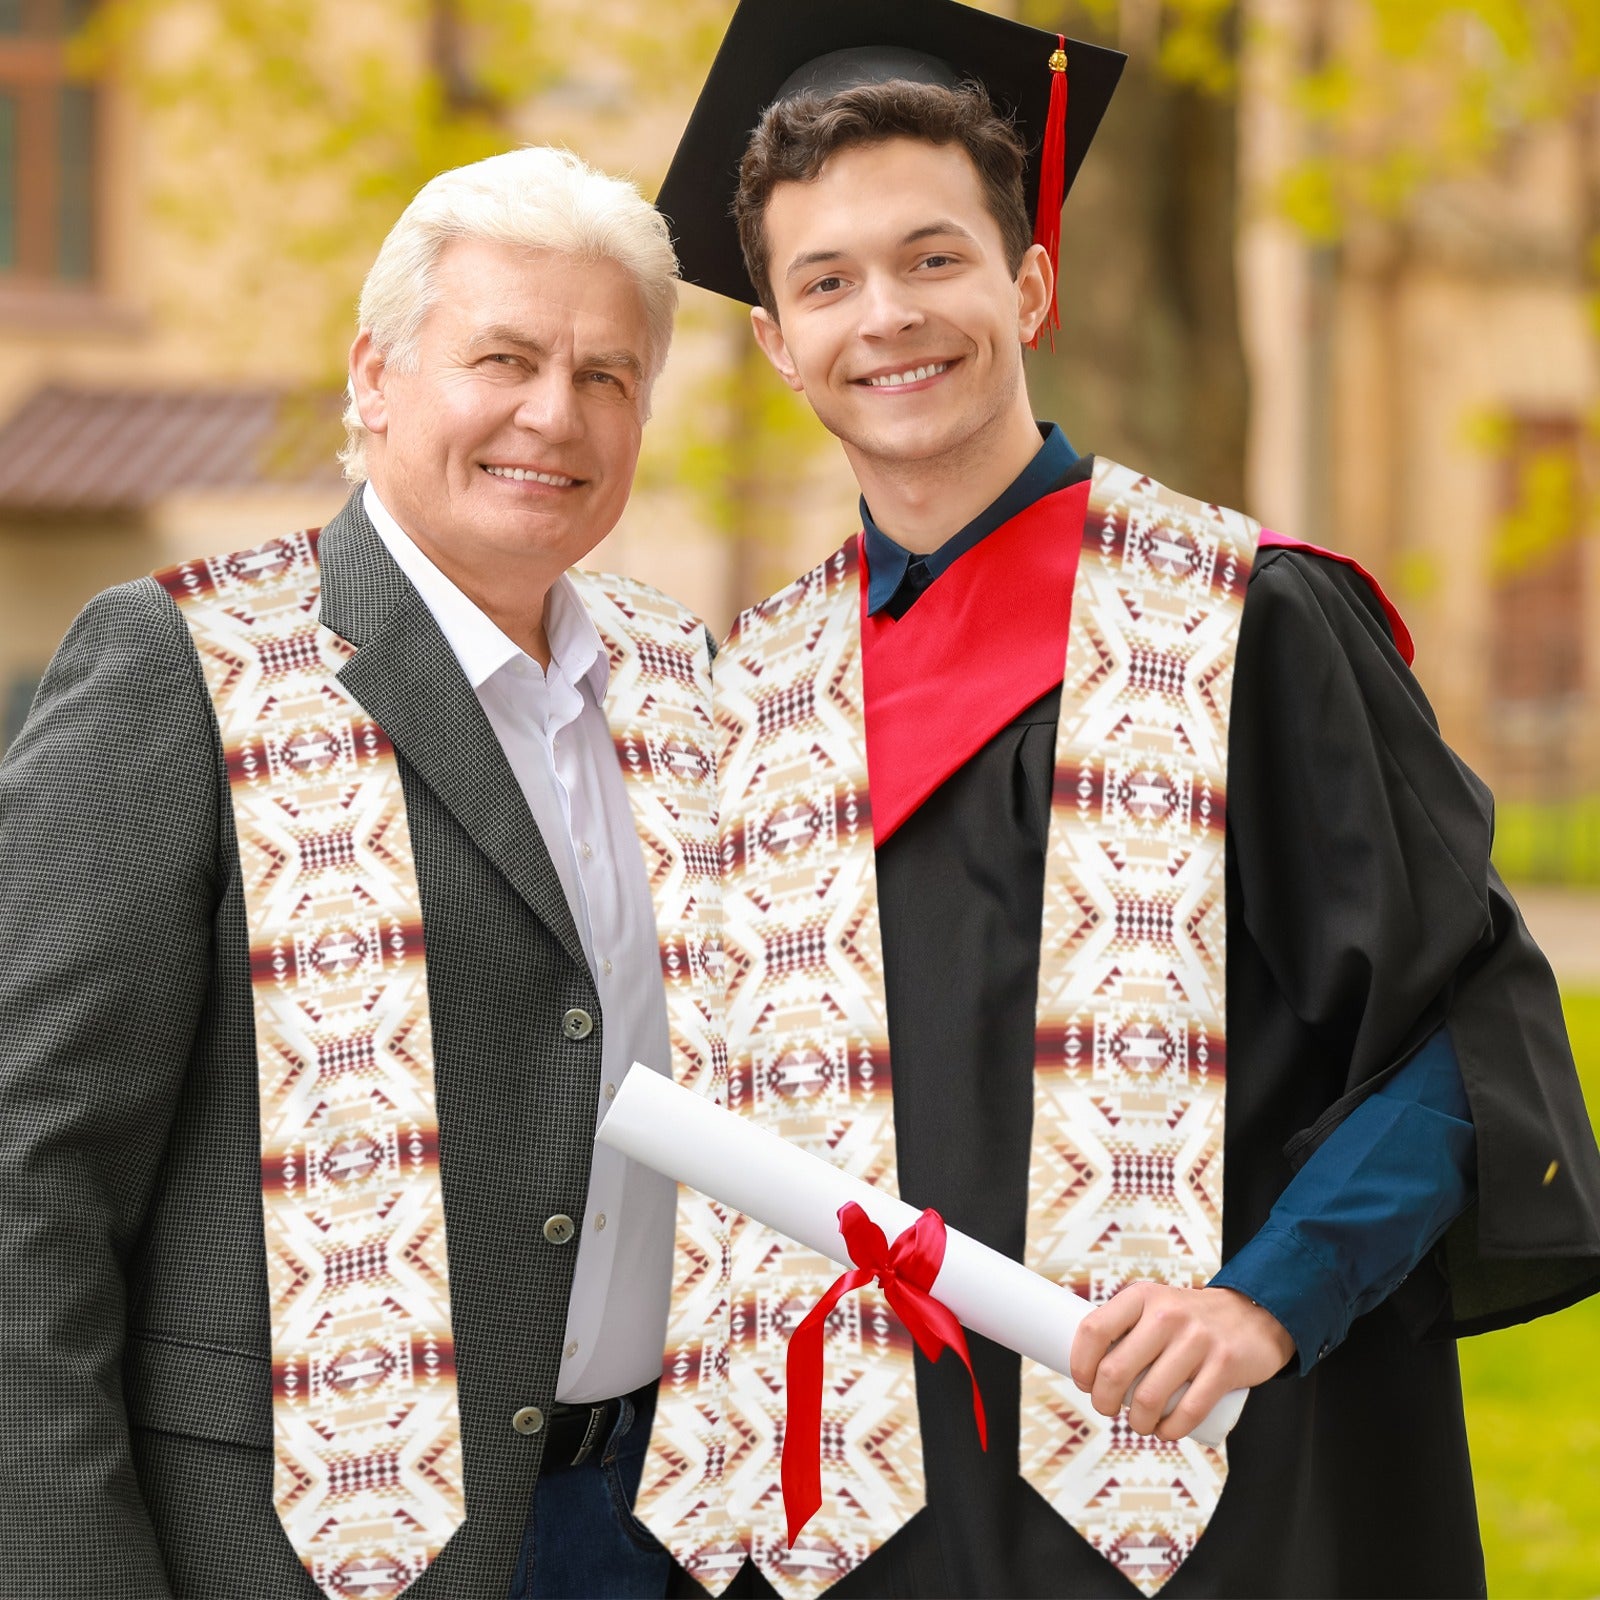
[314,492,589,974]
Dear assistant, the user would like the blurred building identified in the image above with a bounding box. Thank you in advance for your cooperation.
[0,0,349,743]
[0,0,852,748]
[1239,0,1600,878]
[4,0,1598,883]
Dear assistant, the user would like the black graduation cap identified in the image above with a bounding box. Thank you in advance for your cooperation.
[657,0,1127,320]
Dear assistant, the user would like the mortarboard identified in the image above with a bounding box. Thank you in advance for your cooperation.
[656,0,1127,338]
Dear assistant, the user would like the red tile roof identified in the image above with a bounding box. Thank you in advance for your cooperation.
[0,386,347,512]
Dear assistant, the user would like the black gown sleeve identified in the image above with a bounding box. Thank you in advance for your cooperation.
[1226,547,1600,1337]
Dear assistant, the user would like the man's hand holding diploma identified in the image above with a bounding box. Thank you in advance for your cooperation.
[596,1063,1249,1444]
[1072,1283,1296,1442]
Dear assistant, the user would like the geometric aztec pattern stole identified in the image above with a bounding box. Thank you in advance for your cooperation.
[156,531,462,1600]
[567,573,746,1593]
[1022,459,1258,1596]
[643,539,915,1600]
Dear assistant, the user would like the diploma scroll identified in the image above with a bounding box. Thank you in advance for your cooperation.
[599,1063,1245,1447]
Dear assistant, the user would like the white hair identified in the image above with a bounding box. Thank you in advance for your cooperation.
[340,145,679,482]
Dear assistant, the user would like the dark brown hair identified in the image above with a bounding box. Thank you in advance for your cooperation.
[734,79,1032,316]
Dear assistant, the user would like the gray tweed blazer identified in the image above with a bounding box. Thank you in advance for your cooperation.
[0,493,619,1597]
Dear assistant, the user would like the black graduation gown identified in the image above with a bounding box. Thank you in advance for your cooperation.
[685,536,1600,1600]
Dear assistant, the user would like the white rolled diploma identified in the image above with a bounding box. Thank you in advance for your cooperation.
[598,1062,1245,1447]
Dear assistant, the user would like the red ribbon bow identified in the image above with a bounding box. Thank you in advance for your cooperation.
[782,1203,988,1546]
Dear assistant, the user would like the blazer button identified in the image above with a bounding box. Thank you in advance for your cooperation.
[561,1007,594,1041]
[543,1214,576,1245]
[512,1405,545,1436]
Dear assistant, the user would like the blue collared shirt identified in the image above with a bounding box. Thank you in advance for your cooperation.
[863,423,1080,617]
[862,421,1478,1370]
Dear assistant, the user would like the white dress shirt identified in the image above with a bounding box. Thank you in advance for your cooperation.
[363,483,675,1404]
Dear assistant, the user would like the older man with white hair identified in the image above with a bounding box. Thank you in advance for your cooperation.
[0,146,715,1600]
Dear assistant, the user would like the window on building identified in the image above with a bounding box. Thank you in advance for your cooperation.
[0,0,97,285]
[1486,412,1594,837]
[1489,415,1588,707]
[1486,414,1598,881]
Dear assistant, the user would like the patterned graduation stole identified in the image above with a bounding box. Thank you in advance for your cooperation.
[1021,463,1255,1593]
[159,532,462,1600]
[569,573,747,1591]
[661,542,915,1595]
[661,458,1257,1599]
[160,539,730,1600]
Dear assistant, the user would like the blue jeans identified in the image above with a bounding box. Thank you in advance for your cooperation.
[509,1385,672,1599]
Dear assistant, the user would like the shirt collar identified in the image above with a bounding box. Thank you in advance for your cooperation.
[544,574,608,702]
[361,481,607,699]
[861,422,1078,616]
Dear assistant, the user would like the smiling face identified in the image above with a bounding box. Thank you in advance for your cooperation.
[750,136,1050,478]
[352,236,652,594]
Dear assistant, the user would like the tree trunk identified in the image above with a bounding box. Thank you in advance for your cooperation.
[1027,9,1250,511]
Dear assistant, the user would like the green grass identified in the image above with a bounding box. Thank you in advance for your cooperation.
[1492,800,1600,887]
[1460,991,1600,1597]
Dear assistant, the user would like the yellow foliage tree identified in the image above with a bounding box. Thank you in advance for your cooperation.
[1259,0,1600,576]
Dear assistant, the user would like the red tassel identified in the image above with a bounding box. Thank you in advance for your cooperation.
[1028,37,1069,352]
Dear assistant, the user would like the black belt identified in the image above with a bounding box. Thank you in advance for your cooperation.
[543,1380,656,1470]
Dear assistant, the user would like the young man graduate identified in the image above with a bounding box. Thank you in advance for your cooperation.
[629,3,1600,1598]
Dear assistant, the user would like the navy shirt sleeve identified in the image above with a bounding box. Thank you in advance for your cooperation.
[1211,1024,1476,1372]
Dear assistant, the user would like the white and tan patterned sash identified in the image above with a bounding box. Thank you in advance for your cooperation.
[663,459,1258,1599]
[720,545,919,1593]
[569,573,746,1590]
[1021,462,1257,1593]
[160,532,462,1600]
[161,540,729,1600]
